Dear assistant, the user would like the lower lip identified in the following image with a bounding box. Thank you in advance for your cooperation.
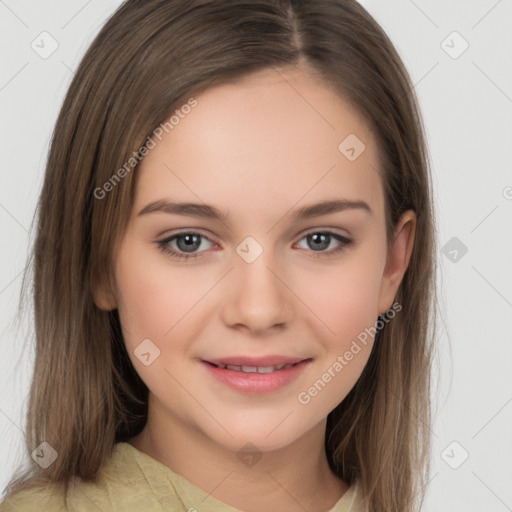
[201,360,311,394]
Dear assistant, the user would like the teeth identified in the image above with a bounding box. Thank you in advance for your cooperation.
[257,366,275,374]
[213,362,296,373]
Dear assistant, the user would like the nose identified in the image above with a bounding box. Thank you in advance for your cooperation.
[220,248,295,336]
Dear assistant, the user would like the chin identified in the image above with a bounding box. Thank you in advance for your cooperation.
[197,411,316,454]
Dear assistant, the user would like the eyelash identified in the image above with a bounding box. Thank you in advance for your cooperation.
[156,230,353,261]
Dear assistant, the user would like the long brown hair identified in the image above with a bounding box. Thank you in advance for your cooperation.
[3,1,438,510]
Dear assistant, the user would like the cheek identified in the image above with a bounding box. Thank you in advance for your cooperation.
[300,249,384,346]
[295,250,384,398]
[292,260,382,416]
[113,245,209,403]
[114,243,199,352]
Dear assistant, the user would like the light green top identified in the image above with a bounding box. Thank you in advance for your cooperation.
[0,442,365,511]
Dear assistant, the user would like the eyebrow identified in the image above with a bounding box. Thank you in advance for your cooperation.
[137,198,372,223]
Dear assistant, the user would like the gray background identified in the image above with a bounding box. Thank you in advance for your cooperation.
[1,1,511,510]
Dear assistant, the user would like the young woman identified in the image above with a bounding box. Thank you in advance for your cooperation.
[1,1,437,511]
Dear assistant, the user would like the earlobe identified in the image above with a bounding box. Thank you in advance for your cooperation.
[377,210,416,315]
[91,276,118,311]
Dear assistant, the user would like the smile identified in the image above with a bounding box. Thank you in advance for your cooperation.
[207,362,298,373]
[200,356,312,394]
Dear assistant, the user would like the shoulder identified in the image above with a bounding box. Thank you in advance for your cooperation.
[0,443,148,511]
[0,484,68,512]
[0,442,197,512]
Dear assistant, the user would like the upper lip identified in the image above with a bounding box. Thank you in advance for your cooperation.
[203,355,311,367]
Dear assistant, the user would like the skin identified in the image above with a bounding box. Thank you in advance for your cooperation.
[94,64,416,512]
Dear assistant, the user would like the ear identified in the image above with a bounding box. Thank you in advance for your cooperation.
[377,210,416,315]
[91,275,118,311]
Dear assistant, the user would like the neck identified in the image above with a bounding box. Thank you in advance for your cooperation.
[128,399,348,512]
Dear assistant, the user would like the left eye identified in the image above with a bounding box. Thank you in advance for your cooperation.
[295,231,351,255]
[156,230,353,261]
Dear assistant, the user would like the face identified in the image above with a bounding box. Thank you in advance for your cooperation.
[96,65,415,453]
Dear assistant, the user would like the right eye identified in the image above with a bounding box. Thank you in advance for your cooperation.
[156,232,216,260]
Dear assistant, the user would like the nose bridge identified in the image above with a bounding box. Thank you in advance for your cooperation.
[221,235,293,332]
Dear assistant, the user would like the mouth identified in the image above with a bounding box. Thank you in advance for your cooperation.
[203,360,306,374]
[200,356,313,394]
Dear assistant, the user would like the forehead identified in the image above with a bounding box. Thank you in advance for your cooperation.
[134,66,384,223]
